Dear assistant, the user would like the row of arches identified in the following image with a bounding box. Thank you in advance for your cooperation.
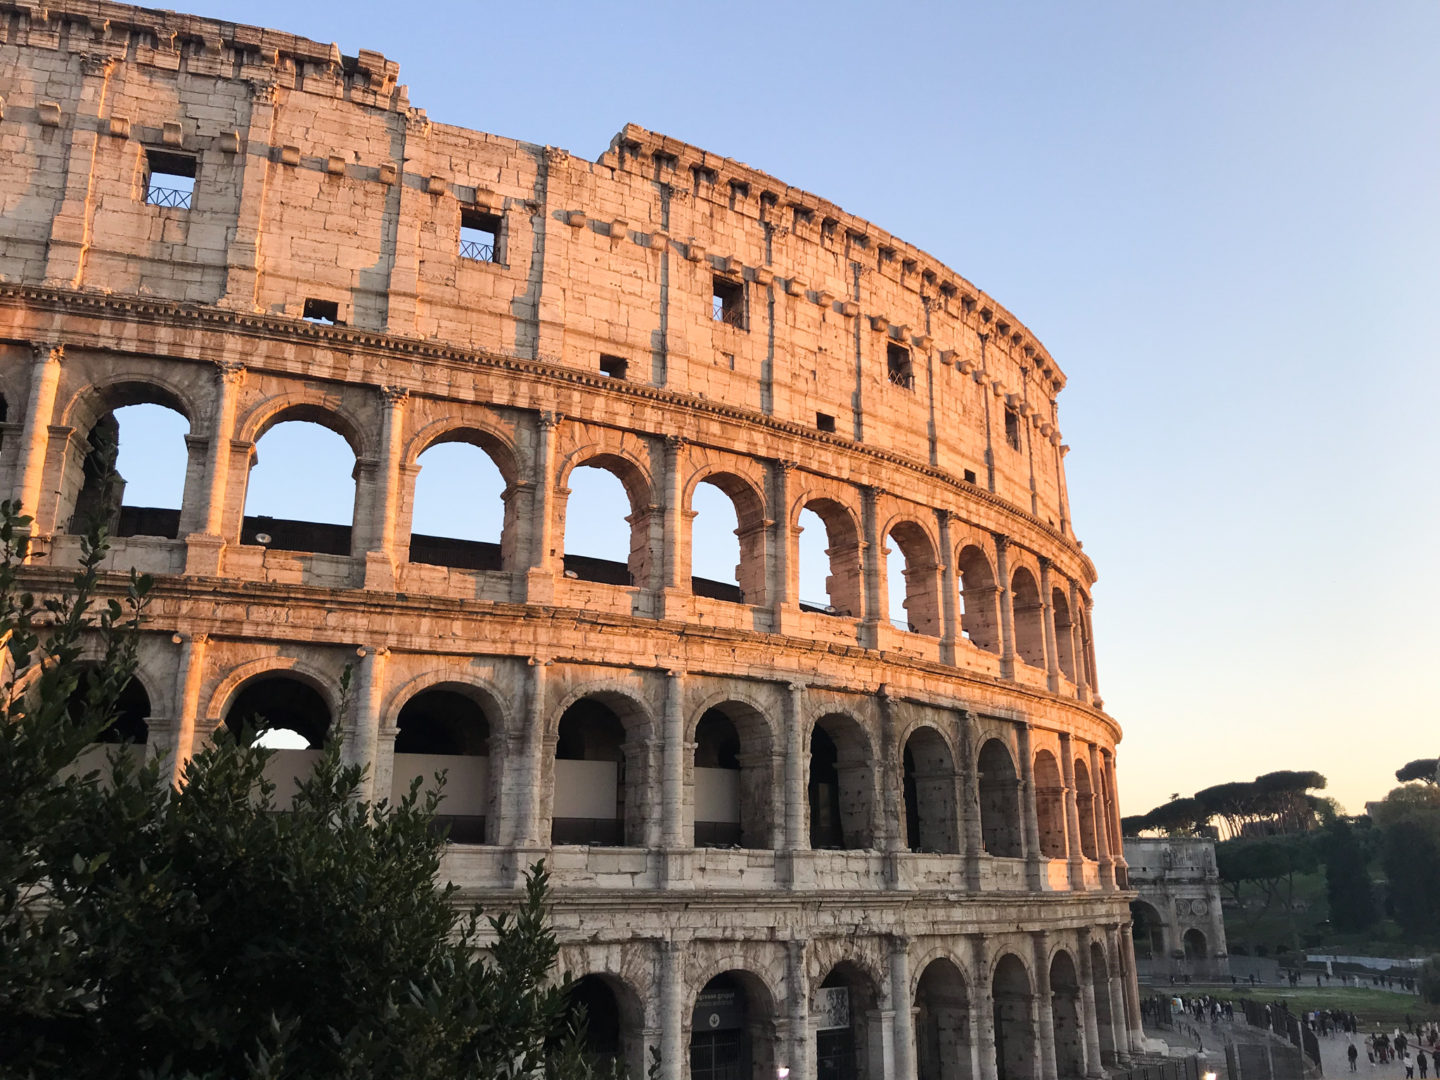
[562,941,1129,1080]
[8,368,1096,691]
[82,663,1121,869]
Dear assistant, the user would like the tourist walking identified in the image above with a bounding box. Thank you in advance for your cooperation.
[1349,1042,1359,1072]
[1418,1050,1428,1079]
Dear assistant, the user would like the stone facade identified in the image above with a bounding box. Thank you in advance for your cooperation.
[1123,838,1229,983]
[0,2,1146,1077]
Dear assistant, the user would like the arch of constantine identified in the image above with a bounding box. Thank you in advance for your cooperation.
[0,3,1148,1077]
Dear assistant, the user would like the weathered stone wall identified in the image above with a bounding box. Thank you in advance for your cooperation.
[0,3,1143,1078]
[1124,838,1230,983]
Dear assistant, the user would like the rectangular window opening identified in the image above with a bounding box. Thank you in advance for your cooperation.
[1005,405,1022,450]
[459,207,500,262]
[887,342,915,390]
[301,298,341,325]
[816,412,836,433]
[963,468,978,485]
[599,354,628,379]
[712,276,746,329]
[144,148,196,209]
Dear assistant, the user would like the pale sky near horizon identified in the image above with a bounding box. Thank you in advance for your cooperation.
[110,1,1440,817]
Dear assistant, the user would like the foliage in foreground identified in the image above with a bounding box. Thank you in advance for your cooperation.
[0,500,616,1079]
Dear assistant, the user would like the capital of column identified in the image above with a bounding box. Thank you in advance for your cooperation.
[993,532,1009,552]
[379,385,409,407]
[774,458,800,474]
[663,433,687,451]
[30,341,64,365]
[538,410,563,430]
[214,359,246,385]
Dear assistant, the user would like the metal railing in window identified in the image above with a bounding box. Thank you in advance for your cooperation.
[459,238,495,262]
[888,367,915,390]
[146,184,192,209]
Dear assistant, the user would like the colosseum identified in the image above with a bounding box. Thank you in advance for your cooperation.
[0,3,1148,1078]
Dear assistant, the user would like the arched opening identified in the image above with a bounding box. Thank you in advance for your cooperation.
[796,499,861,617]
[816,962,881,1080]
[553,696,647,846]
[808,714,874,850]
[885,521,940,636]
[1129,901,1165,961]
[67,669,151,745]
[223,675,331,802]
[992,954,1037,1080]
[689,971,776,1080]
[1090,941,1116,1065]
[407,438,508,571]
[1074,758,1098,860]
[1033,750,1067,859]
[903,727,959,854]
[243,416,357,556]
[1011,568,1046,668]
[59,390,192,540]
[1049,951,1085,1080]
[1183,928,1208,960]
[916,957,974,1080]
[957,545,1000,653]
[562,458,650,587]
[977,739,1022,857]
[1051,588,1076,682]
[561,974,643,1077]
[690,475,765,604]
[392,687,492,844]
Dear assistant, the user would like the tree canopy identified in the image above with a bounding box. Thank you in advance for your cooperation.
[1126,770,1328,839]
[1396,758,1439,786]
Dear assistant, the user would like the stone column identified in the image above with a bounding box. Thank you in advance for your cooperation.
[14,343,64,524]
[936,509,959,664]
[510,658,548,849]
[1117,924,1145,1053]
[659,939,684,1080]
[783,682,810,888]
[879,687,903,865]
[1076,928,1105,1078]
[970,935,998,1080]
[786,939,812,1080]
[1083,596,1099,700]
[1088,744,1115,890]
[1039,558,1060,693]
[1103,752,1128,887]
[770,459,797,634]
[890,935,916,1080]
[1059,733,1084,890]
[219,80,279,308]
[43,55,115,287]
[342,646,388,802]
[1033,931,1058,1080]
[163,632,208,787]
[661,669,686,849]
[1068,581,1089,703]
[524,411,561,603]
[363,387,408,590]
[1016,723,1043,889]
[1103,927,1131,1063]
[183,360,244,574]
[959,709,984,891]
[994,533,1016,679]
[657,435,691,618]
[859,485,883,649]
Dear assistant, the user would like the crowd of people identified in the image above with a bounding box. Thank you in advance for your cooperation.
[1342,1018,1440,1074]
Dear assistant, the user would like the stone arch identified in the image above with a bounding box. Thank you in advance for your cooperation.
[688,966,780,1080]
[1049,950,1085,1079]
[1011,566,1046,668]
[390,679,503,844]
[1051,585,1077,682]
[956,543,1000,653]
[792,490,863,617]
[977,737,1023,857]
[815,959,885,1080]
[1073,756,1098,860]
[64,665,153,746]
[558,445,656,588]
[992,952,1038,1080]
[1130,901,1166,961]
[1089,940,1116,1065]
[403,417,522,483]
[903,723,960,854]
[549,685,655,847]
[560,970,647,1078]
[205,656,344,731]
[234,394,370,458]
[381,669,513,733]
[688,696,777,850]
[884,516,941,636]
[54,378,196,539]
[1033,748,1066,858]
[403,420,523,573]
[685,465,768,605]
[915,955,975,1080]
[808,710,876,850]
[1183,928,1208,960]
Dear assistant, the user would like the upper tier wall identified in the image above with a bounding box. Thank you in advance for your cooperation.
[0,0,1077,538]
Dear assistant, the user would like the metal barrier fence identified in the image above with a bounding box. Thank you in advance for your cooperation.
[1111,1055,1204,1080]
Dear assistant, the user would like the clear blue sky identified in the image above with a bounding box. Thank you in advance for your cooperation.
[115,1,1440,817]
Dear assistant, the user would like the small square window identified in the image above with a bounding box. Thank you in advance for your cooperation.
[963,468,978,485]
[301,298,340,325]
[887,342,914,390]
[144,148,196,209]
[816,412,836,433]
[1004,405,1022,450]
[599,354,628,379]
[460,207,501,262]
[712,276,745,329]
